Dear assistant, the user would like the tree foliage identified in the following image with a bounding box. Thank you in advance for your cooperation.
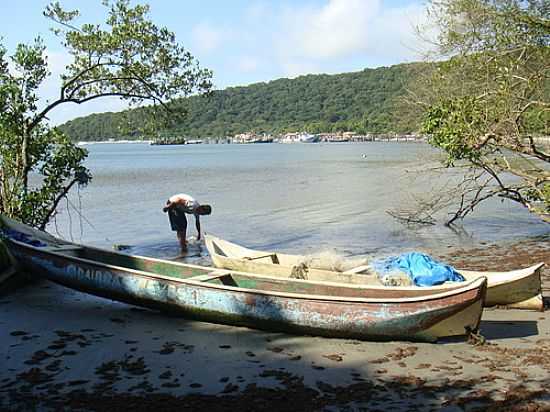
[0,38,91,229]
[419,0,549,224]
[0,0,212,229]
[59,63,426,140]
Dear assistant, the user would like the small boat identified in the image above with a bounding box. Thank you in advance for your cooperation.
[205,234,544,311]
[0,215,486,342]
[280,132,319,143]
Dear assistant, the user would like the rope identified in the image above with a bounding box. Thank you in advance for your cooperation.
[466,326,486,346]
[289,263,309,280]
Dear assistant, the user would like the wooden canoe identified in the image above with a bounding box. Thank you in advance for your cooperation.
[205,234,544,311]
[0,215,486,342]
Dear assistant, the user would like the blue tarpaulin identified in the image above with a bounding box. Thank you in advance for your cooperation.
[371,252,465,287]
[0,229,47,247]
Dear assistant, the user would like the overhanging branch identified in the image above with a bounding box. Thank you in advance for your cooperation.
[39,178,78,230]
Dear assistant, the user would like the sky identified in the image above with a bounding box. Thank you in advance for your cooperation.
[0,0,433,125]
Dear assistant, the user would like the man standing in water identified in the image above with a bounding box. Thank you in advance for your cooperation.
[163,193,211,252]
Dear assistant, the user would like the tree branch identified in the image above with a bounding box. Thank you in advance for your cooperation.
[527,136,550,163]
[60,60,107,96]
[39,178,78,230]
[473,133,497,150]
[43,10,83,34]
[73,92,154,104]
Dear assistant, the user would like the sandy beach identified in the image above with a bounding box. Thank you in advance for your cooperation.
[1,238,549,411]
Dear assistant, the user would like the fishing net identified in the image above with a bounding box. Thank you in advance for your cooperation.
[296,251,369,273]
[377,270,414,286]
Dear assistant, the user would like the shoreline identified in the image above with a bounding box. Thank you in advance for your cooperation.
[1,239,549,411]
[75,138,427,145]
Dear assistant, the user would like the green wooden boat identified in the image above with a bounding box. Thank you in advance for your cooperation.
[0,215,487,342]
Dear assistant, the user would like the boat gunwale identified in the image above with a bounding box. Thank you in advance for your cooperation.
[456,262,544,287]
[7,237,487,305]
[205,234,544,290]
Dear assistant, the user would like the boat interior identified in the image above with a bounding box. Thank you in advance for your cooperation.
[206,235,543,288]
[44,244,442,298]
[2,221,477,300]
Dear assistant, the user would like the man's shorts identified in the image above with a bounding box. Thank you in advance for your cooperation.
[168,207,188,231]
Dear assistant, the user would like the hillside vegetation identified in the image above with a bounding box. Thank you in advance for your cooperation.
[59,62,426,141]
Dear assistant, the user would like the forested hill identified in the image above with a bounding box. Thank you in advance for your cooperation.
[59,62,425,141]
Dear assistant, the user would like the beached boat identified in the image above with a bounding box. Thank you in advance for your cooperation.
[205,234,544,311]
[0,215,486,342]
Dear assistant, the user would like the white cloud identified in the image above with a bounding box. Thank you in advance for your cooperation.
[367,3,433,60]
[191,22,226,54]
[275,0,432,77]
[283,0,379,60]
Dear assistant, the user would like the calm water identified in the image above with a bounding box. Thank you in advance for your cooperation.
[48,142,549,262]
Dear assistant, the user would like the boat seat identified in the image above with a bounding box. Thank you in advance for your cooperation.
[343,264,371,274]
[189,270,232,282]
[244,253,280,264]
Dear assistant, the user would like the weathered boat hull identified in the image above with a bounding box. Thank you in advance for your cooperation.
[0,216,487,342]
[205,234,544,310]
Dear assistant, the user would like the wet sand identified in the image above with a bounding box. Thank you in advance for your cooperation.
[1,238,549,411]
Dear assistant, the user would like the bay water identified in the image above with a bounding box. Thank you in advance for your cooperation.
[48,142,549,263]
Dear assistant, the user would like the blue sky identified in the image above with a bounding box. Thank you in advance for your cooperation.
[1,0,431,124]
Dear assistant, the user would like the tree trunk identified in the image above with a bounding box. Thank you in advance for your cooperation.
[21,128,29,194]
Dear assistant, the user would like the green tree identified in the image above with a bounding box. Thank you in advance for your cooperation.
[0,0,212,229]
[60,63,424,140]
[419,0,549,224]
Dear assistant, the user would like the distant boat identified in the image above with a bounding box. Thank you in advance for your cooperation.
[150,138,203,145]
[298,133,319,143]
[150,137,187,146]
[250,137,274,144]
[281,132,319,143]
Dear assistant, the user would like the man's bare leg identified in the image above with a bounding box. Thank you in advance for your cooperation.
[177,230,187,252]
